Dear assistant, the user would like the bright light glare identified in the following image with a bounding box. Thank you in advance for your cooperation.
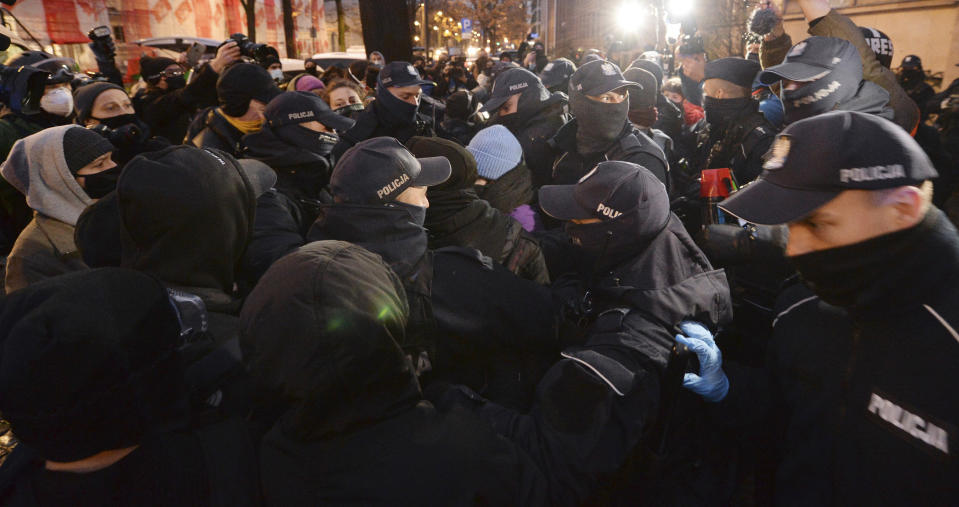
[668,0,694,17]
[616,2,645,31]
[467,46,479,57]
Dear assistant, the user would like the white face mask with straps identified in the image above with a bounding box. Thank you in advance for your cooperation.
[40,87,74,117]
[269,69,284,82]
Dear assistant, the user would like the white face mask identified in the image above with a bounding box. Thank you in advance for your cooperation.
[40,87,74,117]
[371,59,385,67]
[269,69,284,81]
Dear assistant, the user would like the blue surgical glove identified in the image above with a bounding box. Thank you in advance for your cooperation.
[675,321,729,402]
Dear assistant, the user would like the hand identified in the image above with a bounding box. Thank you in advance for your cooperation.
[88,39,116,61]
[746,42,761,55]
[675,321,729,402]
[210,41,241,74]
[762,1,786,41]
[795,0,831,24]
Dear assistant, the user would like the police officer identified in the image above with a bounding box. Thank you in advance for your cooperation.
[699,57,776,186]
[759,36,895,126]
[550,60,669,190]
[539,58,577,95]
[680,111,959,504]
[480,68,569,189]
[332,62,435,159]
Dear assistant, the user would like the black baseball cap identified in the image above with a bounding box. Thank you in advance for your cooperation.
[265,91,354,132]
[330,137,452,204]
[623,67,657,109]
[759,36,860,86]
[480,67,543,113]
[705,57,762,90]
[719,111,937,225]
[538,160,669,228]
[569,60,641,97]
[900,55,922,69]
[539,58,577,89]
[377,61,432,89]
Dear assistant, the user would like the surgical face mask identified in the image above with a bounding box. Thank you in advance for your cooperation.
[40,87,74,117]
[269,69,284,81]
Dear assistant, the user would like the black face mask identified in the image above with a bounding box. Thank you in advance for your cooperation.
[276,124,339,157]
[334,103,365,118]
[376,86,418,126]
[304,66,318,77]
[789,217,927,307]
[899,69,924,86]
[703,96,754,130]
[81,166,120,199]
[165,75,186,91]
[570,91,629,154]
[387,201,426,227]
[565,209,647,270]
[782,75,856,124]
[492,112,526,136]
[92,113,139,131]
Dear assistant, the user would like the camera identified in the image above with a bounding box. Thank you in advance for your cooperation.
[227,33,279,66]
[87,26,115,55]
[89,122,145,147]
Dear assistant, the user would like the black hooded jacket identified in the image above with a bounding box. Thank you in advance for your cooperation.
[240,241,548,506]
[435,213,732,506]
[550,119,670,190]
[474,162,535,215]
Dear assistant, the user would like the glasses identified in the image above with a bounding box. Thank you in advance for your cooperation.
[161,69,184,79]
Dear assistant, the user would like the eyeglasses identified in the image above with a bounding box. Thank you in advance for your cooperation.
[161,69,184,79]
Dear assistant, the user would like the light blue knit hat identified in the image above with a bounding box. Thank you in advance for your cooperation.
[467,125,523,181]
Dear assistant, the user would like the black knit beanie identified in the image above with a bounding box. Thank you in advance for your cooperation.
[63,126,114,174]
[73,82,125,125]
[217,63,281,117]
[139,55,177,80]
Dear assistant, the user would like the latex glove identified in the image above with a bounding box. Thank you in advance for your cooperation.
[675,321,729,402]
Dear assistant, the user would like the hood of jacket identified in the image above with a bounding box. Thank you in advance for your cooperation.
[239,240,420,440]
[0,125,92,225]
[592,215,733,330]
[308,203,429,282]
[117,146,255,298]
[835,80,895,121]
[240,124,329,169]
[425,189,513,261]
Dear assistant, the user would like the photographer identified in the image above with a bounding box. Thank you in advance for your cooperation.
[433,61,477,99]
[74,82,170,167]
[132,40,241,143]
[86,25,123,86]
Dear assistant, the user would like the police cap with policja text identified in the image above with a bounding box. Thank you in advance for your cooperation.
[758,36,860,86]
[538,160,669,230]
[377,61,433,89]
[569,59,642,98]
[264,91,354,132]
[719,111,937,225]
[480,67,543,113]
[330,137,451,205]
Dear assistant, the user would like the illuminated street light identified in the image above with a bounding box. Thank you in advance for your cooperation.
[616,1,645,31]
[436,10,442,15]
[414,20,420,26]
[414,35,420,41]
[668,0,695,18]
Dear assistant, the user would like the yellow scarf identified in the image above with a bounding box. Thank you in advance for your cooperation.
[217,108,263,134]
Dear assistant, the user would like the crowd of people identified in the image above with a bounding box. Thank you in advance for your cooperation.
[0,0,956,503]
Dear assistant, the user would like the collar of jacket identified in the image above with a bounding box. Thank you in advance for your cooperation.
[549,117,632,156]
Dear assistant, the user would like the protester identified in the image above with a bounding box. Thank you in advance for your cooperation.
[407,136,549,284]
[550,60,669,189]
[133,41,240,143]
[468,124,540,232]
[480,67,569,189]
[628,58,685,143]
[439,90,482,145]
[700,57,776,185]
[322,78,367,118]
[681,110,958,504]
[0,269,260,506]
[332,62,435,158]
[240,240,547,505]
[186,63,282,156]
[286,73,325,94]
[663,77,705,126]
[303,58,320,77]
[675,35,706,107]
[623,67,674,163]
[1,126,115,292]
[73,81,170,166]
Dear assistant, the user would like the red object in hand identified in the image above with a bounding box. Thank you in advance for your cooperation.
[700,168,734,198]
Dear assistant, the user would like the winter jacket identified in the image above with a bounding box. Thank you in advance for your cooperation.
[436,213,732,506]
[132,63,219,143]
[717,210,959,505]
[474,163,542,232]
[1,126,94,292]
[307,203,560,407]
[240,241,548,506]
[701,107,777,185]
[0,113,69,254]
[760,10,918,132]
[497,94,570,189]
[550,119,670,191]
[185,107,246,157]
[332,99,435,159]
